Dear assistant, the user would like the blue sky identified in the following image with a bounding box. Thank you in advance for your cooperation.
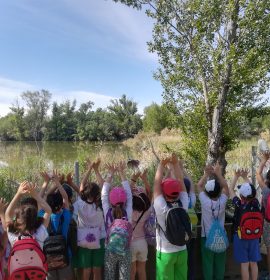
[0,0,163,116]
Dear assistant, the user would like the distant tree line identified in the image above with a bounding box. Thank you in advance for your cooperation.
[0,90,269,142]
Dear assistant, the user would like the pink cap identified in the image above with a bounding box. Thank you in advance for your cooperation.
[109,187,127,206]
[161,178,181,198]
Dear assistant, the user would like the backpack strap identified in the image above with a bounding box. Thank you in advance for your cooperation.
[105,208,114,232]
[133,211,145,231]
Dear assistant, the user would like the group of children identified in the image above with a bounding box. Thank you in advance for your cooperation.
[0,152,270,280]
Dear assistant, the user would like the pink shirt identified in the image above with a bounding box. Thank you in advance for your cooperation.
[132,208,151,241]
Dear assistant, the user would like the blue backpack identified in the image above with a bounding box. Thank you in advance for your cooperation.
[204,202,229,253]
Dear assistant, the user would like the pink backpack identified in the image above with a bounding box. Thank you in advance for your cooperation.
[105,209,132,256]
[8,235,48,280]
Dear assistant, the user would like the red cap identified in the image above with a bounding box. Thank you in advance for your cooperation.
[161,178,181,198]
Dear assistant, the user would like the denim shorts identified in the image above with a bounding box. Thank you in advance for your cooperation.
[233,233,261,263]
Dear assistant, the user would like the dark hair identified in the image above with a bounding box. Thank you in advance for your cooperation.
[20,197,38,209]
[80,182,101,208]
[132,193,151,212]
[8,204,43,234]
[62,183,73,200]
[205,179,221,199]
[112,204,125,219]
[184,178,191,194]
[46,191,63,213]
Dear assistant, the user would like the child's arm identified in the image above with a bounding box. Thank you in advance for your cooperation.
[256,152,269,188]
[80,160,93,193]
[51,171,70,209]
[197,165,213,193]
[229,170,241,199]
[93,159,105,187]
[140,169,151,199]
[0,198,8,231]
[214,162,229,196]
[28,183,52,228]
[172,155,186,192]
[153,158,170,199]
[241,169,251,184]
[66,172,80,194]
[5,181,28,225]
[39,171,51,198]
[118,161,132,221]
[101,163,116,217]
[130,171,141,193]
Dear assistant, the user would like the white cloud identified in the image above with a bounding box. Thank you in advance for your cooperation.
[0,76,118,117]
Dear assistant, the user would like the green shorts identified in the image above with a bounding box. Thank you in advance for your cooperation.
[156,249,187,280]
[72,239,105,268]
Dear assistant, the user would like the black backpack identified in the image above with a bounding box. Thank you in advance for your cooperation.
[43,215,69,271]
[159,200,192,246]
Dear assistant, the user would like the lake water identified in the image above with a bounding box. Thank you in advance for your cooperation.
[0,141,133,180]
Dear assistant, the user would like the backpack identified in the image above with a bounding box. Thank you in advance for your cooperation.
[158,200,192,246]
[8,234,48,280]
[105,209,132,256]
[236,199,263,240]
[43,215,69,271]
[144,206,156,246]
[205,219,229,253]
[67,218,78,256]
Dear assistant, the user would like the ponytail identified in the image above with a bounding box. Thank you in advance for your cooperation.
[113,204,124,219]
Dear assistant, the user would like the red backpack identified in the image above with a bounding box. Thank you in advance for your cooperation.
[237,200,263,240]
[8,235,48,280]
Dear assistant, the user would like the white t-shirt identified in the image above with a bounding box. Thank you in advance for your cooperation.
[7,224,48,249]
[154,192,189,253]
[199,192,228,237]
[73,197,106,239]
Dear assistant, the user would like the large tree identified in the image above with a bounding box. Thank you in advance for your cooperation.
[22,90,51,141]
[112,0,270,167]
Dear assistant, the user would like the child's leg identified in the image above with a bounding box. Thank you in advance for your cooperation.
[249,262,258,280]
[104,250,119,280]
[263,221,270,275]
[175,249,188,280]
[131,262,137,280]
[201,238,214,280]
[137,261,146,280]
[156,251,176,280]
[240,263,249,280]
[82,268,92,280]
[213,251,226,280]
[118,250,131,280]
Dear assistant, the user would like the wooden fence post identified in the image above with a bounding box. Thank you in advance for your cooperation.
[251,146,257,187]
[74,161,80,187]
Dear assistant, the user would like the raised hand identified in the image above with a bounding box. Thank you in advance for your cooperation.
[85,159,93,171]
[17,181,30,195]
[105,163,116,175]
[0,197,8,214]
[240,168,250,180]
[40,171,51,183]
[92,158,101,171]
[213,162,223,176]
[51,170,62,183]
[204,165,214,176]
[66,172,74,185]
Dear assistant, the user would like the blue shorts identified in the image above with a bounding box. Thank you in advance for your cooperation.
[233,233,261,263]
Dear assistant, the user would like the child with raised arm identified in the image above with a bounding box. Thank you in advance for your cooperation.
[44,171,74,280]
[154,154,189,280]
[130,169,151,280]
[256,151,270,279]
[230,169,262,280]
[101,161,133,280]
[197,163,229,280]
[71,159,105,280]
